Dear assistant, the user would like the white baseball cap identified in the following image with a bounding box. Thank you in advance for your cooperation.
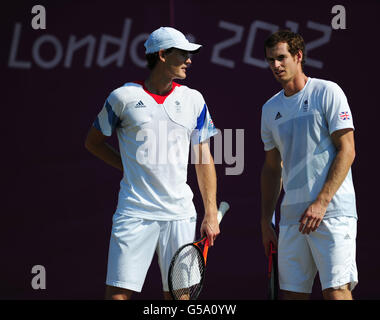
[144,27,202,54]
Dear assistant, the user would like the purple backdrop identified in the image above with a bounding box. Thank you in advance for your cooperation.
[1,0,379,300]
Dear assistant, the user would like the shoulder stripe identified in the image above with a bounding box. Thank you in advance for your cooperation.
[105,100,121,130]
[93,100,121,136]
[195,104,207,130]
[93,117,101,131]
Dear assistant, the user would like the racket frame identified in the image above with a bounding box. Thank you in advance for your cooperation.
[168,242,206,300]
[168,201,230,300]
[268,222,279,300]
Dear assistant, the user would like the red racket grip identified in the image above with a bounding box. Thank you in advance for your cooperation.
[268,242,277,276]
[203,238,210,266]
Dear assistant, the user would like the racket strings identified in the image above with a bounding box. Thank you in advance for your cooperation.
[170,245,205,300]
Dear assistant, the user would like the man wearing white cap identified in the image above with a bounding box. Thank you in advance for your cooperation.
[85,27,219,300]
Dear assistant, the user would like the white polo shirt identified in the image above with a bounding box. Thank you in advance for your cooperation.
[94,81,217,220]
[261,77,357,225]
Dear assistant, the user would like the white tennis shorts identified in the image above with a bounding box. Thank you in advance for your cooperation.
[105,214,196,292]
[278,216,358,293]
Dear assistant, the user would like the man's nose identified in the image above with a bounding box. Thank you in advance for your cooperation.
[273,59,281,69]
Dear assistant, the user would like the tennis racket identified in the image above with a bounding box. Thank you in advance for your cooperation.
[268,222,279,300]
[168,201,230,300]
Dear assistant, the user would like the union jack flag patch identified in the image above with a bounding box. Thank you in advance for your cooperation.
[339,111,350,120]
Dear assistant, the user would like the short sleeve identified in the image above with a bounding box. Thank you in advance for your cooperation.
[190,95,218,145]
[93,91,124,136]
[261,106,276,151]
[322,82,354,135]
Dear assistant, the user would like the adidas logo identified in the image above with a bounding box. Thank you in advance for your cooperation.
[275,112,282,120]
[303,100,309,112]
[135,100,146,108]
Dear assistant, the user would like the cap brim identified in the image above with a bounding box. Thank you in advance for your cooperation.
[173,43,202,53]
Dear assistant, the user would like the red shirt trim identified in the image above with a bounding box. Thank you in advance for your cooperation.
[133,81,181,104]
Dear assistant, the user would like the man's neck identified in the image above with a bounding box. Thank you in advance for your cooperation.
[283,73,308,97]
[145,69,173,95]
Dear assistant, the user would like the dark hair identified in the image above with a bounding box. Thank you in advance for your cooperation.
[145,48,174,70]
[264,30,306,68]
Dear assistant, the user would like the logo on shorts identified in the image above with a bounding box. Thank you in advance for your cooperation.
[275,112,282,120]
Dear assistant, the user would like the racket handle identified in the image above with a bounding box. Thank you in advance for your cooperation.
[204,238,210,265]
[217,201,230,224]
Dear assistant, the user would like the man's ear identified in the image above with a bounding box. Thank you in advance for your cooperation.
[296,50,303,64]
[158,49,166,63]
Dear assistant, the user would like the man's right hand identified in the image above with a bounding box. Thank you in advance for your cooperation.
[261,221,278,257]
